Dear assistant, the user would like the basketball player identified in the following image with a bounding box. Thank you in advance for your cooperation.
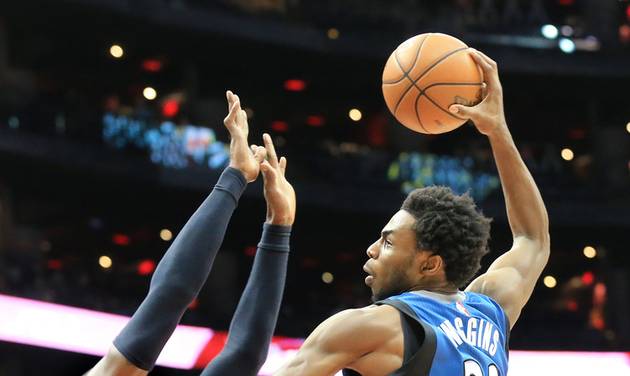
[273,49,550,375]
[87,91,296,376]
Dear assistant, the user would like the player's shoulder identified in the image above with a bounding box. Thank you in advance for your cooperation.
[319,305,402,346]
[327,305,401,330]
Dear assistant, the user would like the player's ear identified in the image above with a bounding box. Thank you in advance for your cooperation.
[420,253,443,275]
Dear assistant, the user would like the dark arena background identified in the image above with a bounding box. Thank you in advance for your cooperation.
[1,0,630,375]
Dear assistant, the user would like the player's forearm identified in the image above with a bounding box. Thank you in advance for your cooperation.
[200,224,290,376]
[487,124,549,243]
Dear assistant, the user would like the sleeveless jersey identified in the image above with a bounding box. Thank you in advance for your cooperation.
[369,290,510,376]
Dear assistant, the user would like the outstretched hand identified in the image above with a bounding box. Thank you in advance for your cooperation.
[224,90,266,182]
[449,49,507,136]
[258,133,296,226]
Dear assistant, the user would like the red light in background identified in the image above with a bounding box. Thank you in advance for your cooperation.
[568,128,586,140]
[620,25,630,43]
[626,5,630,21]
[271,121,289,132]
[162,99,180,118]
[137,259,156,276]
[244,246,257,257]
[581,271,594,285]
[112,234,130,246]
[284,79,306,92]
[566,300,578,312]
[188,298,199,310]
[557,0,574,5]
[47,259,63,270]
[142,59,163,72]
[306,115,325,127]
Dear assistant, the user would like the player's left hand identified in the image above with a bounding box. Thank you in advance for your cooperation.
[448,49,507,136]
[224,90,266,182]
[259,133,296,226]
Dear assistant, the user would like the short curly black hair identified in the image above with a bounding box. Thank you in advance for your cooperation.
[401,186,492,288]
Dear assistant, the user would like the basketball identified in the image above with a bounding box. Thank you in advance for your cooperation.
[382,33,483,134]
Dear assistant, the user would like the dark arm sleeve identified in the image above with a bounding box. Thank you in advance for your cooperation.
[113,167,247,371]
[200,223,291,376]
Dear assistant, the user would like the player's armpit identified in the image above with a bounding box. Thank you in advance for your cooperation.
[85,345,148,376]
[466,235,550,329]
[273,305,403,376]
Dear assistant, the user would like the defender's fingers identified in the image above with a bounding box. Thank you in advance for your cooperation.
[260,160,278,186]
[279,156,287,176]
[223,101,239,127]
[226,90,234,111]
[263,133,279,167]
[253,146,267,163]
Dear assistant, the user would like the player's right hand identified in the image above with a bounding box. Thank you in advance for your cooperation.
[259,133,296,226]
[224,90,267,182]
[448,49,507,137]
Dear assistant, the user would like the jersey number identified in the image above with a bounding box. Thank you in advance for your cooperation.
[464,359,499,376]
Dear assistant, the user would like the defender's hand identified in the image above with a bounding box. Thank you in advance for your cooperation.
[224,90,266,182]
[259,133,296,226]
[449,49,507,136]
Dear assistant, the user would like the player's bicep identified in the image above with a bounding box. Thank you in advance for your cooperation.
[466,236,550,328]
[85,345,148,376]
[274,308,389,376]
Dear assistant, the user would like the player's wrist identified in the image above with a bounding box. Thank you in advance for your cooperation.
[483,119,509,139]
[266,214,294,226]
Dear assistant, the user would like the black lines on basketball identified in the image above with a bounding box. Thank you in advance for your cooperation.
[422,92,467,121]
[393,46,469,115]
[383,35,428,85]
[413,91,431,134]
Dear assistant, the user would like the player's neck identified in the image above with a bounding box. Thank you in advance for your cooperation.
[408,279,458,295]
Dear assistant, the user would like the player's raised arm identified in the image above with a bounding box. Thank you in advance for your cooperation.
[452,50,550,329]
[200,133,295,376]
[86,91,266,376]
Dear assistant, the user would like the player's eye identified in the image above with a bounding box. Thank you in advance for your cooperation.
[383,239,392,248]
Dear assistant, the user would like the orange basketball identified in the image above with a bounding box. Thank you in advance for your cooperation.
[382,33,482,134]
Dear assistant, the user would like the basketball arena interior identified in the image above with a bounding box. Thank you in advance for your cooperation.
[0,0,629,375]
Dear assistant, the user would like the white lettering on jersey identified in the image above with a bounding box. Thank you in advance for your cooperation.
[438,316,501,357]
[439,320,464,347]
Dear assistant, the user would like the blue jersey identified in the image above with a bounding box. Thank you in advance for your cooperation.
[379,290,510,376]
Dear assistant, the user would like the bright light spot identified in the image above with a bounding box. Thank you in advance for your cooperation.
[143,87,157,100]
[543,275,557,288]
[327,28,340,40]
[322,272,334,284]
[99,256,112,269]
[349,108,362,121]
[583,246,597,259]
[284,79,306,92]
[561,25,574,37]
[160,229,173,241]
[541,24,559,39]
[561,148,574,161]
[559,38,576,53]
[626,122,630,134]
[109,44,124,58]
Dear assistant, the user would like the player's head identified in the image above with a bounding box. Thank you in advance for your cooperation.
[364,186,491,301]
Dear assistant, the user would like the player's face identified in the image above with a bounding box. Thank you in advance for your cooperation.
[363,210,425,302]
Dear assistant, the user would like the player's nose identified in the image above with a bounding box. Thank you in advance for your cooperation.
[366,240,379,259]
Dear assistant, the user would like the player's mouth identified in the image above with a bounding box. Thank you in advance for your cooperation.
[363,264,374,286]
